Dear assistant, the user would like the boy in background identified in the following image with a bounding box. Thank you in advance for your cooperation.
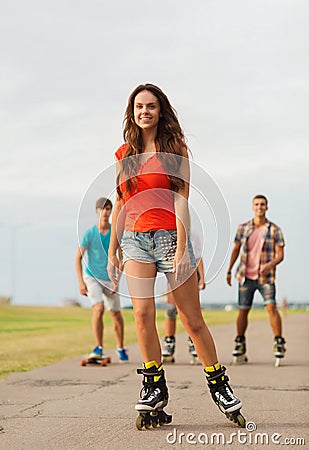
[75,197,128,362]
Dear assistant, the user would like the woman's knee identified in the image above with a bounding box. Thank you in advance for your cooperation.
[182,315,205,336]
[134,307,155,329]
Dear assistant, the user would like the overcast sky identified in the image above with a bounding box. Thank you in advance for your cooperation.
[1,0,308,307]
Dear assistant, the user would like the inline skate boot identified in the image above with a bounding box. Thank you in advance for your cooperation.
[232,335,248,365]
[135,361,172,430]
[162,336,175,363]
[205,364,246,427]
[188,336,201,365]
[274,336,286,367]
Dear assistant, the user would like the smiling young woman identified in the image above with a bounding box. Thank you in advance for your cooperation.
[108,83,246,430]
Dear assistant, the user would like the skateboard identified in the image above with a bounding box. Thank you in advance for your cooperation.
[80,355,111,367]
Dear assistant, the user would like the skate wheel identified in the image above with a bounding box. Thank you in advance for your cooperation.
[152,416,160,427]
[165,413,172,425]
[226,411,246,428]
[157,410,172,426]
[145,413,153,429]
[136,415,145,430]
[162,357,175,364]
[232,355,248,365]
[275,358,281,368]
[236,413,246,428]
[150,411,159,426]
[80,360,86,367]
[190,357,201,365]
[100,360,107,366]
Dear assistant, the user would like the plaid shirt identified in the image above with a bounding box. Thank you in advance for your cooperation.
[235,219,285,285]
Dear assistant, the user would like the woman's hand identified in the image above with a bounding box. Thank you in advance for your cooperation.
[199,280,206,290]
[173,247,191,283]
[108,254,120,285]
[108,281,118,295]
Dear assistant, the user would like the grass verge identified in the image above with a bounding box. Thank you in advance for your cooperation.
[0,305,302,378]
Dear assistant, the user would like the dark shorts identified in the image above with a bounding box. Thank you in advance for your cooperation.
[121,229,196,273]
[238,278,276,310]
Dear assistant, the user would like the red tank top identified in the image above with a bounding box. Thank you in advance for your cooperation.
[115,144,176,232]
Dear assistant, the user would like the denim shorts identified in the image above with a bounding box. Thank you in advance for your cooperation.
[121,229,196,273]
[238,278,276,310]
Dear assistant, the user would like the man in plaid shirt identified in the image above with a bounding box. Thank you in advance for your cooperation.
[226,195,286,363]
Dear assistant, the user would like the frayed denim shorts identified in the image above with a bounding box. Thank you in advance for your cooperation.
[120,229,196,273]
[238,278,276,310]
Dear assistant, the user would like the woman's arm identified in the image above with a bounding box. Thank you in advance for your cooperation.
[197,257,206,290]
[108,161,125,284]
[109,196,124,257]
[173,148,191,281]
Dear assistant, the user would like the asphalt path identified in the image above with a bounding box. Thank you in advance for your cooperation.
[0,313,308,450]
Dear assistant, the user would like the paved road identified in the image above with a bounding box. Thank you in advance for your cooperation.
[0,313,308,450]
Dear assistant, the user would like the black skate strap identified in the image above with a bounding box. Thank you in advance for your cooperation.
[204,365,228,383]
[136,368,163,377]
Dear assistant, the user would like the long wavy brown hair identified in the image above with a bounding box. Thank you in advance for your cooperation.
[117,83,187,198]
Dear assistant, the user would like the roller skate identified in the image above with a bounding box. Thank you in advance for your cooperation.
[135,361,172,430]
[232,336,248,365]
[274,336,286,367]
[205,364,246,428]
[162,336,175,363]
[188,336,201,365]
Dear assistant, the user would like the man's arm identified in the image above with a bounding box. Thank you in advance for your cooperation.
[260,245,284,277]
[75,247,88,296]
[226,242,241,286]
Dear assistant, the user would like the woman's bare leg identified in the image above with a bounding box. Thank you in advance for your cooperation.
[125,260,161,363]
[167,271,218,366]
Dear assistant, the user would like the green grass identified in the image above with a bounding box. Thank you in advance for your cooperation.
[0,305,303,379]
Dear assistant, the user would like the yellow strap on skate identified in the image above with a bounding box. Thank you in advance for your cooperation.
[143,360,162,382]
[204,362,224,384]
